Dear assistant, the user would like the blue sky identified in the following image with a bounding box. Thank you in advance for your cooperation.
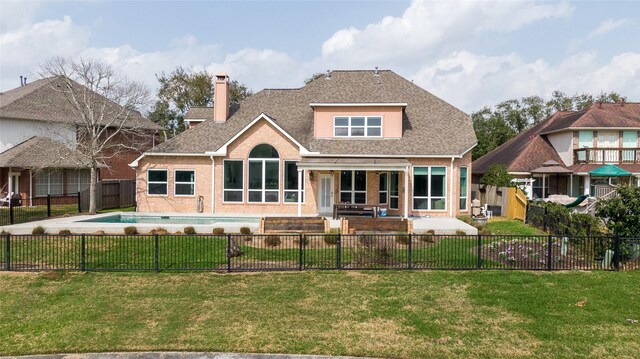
[1,0,639,112]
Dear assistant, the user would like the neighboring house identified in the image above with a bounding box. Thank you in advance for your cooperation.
[132,70,476,218]
[0,77,160,201]
[473,102,640,199]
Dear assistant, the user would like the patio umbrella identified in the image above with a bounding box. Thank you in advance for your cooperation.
[588,164,633,177]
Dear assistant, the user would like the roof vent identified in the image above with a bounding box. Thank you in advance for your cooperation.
[374,66,379,75]
[325,70,331,80]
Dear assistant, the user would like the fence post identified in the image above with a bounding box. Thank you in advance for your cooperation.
[336,233,341,270]
[4,233,9,271]
[81,233,86,272]
[477,233,482,269]
[77,192,82,213]
[407,233,412,270]
[613,236,621,271]
[154,233,159,273]
[9,200,14,225]
[47,194,51,218]
[299,233,304,271]
[227,234,231,273]
[543,207,548,232]
[547,234,553,271]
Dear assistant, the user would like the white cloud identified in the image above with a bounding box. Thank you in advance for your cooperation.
[412,50,640,111]
[587,18,630,39]
[320,0,572,68]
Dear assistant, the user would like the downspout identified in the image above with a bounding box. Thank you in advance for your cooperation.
[403,166,409,219]
[210,156,215,213]
[297,169,303,217]
[450,157,455,218]
[29,169,33,207]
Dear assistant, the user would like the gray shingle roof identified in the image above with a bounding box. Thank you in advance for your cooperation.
[0,136,92,169]
[0,76,160,130]
[152,70,476,156]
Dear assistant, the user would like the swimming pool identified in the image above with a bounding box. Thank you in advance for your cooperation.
[79,214,260,225]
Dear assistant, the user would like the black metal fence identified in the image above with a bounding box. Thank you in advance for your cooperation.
[1,233,638,272]
[0,194,82,226]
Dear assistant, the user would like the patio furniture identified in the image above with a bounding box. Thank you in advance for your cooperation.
[333,203,378,219]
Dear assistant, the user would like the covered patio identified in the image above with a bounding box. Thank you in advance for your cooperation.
[530,160,574,199]
[296,157,411,218]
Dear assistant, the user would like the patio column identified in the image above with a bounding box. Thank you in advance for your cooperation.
[297,168,303,217]
[570,173,574,197]
[584,176,590,196]
[542,174,546,198]
[403,167,409,219]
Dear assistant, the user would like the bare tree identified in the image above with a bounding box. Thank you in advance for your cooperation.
[39,57,153,214]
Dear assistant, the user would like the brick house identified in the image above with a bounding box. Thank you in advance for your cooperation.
[131,70,477,218]
[0,77,160,201]
[473,102,640,199]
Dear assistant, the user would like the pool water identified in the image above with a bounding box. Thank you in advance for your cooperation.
[79,215,260,225]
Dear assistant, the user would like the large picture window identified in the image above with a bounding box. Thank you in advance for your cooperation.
[284,161,304,203]
[248,144,279,203]
[459,167,468,211]
[174,170,195,196]
[223,160,243,202]
[340,170,366,204]
[147,169,168,195]
[34,170,64,197]
[334,116,382,137]
[413,167,446,210]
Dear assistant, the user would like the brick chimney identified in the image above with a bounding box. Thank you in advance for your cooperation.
[214,73,230,123]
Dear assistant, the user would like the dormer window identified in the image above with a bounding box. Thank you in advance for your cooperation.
[334,116,382,137]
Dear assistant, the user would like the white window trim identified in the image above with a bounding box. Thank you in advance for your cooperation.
[147,169,168,196]
[340,170,367,204]
[412,166,447,211]
[460,166,468,211]
[283,160,305,205]
[389,172,399,210]
[222,159,244,203]
[248,158,280,204]
[379,172,388,205]
[333,115,383,138]
[174,169,196,197]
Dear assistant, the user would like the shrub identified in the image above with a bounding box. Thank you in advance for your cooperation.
[295,236,309,246]
[240,227,251,235]
[353,239,392,266]
[455,229,467,236]
[419,229,436,243]
[58,229,72,236]
[426,229,436,235]
[212,227,225,235]
[323,235,338,246]
[32,226,45,235]
[265,235,281,247]
[124,226,137,235]
[480,228,492,236]
[395,233,410,245]
[150,227,169,235]
[228,238,243,258]
[184,226,196,235]
[596,185,640,237]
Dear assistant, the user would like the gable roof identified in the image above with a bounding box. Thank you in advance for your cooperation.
[149,70,476,157]
[0,76,160,130]
[0,136,92,169]
[473,102,640,174]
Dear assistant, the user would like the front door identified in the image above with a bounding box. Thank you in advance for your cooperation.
[317,174,334,214]
[9,172,20,194]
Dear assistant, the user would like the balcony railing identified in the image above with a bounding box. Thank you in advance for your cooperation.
[574,147,640,164]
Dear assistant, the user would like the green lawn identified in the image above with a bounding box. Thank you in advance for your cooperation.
[0,204,80,226]
[486,218,545,235]
[97,206,136,214]
[0,270,638,358]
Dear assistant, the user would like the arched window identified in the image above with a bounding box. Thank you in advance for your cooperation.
[248,144,279,202]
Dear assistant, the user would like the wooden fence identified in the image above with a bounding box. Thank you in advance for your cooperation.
[80,180,135,210]
[506,187,527,221]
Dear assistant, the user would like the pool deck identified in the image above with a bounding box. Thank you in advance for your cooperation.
[0,212,476,235]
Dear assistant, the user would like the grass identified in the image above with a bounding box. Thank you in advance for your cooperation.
[0,270,638,358]
[97,206,136,214]
[486,218,544,235]
[0,204,80,226]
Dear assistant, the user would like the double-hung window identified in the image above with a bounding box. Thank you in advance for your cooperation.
[174,170,195,196]
[379,173,388,204]
[284,161,304,203]
[148,169,168,195]
[340,170,366,204]
[65,169,90,195]
[413,167,446,210]
[248,144,279,203]
[459,167,468,211]
[223,160,243,202]
[389,172,399,209]
[334,116,382,137]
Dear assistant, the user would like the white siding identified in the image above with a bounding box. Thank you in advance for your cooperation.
[0,118,76,153]
[547,131,574,166]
